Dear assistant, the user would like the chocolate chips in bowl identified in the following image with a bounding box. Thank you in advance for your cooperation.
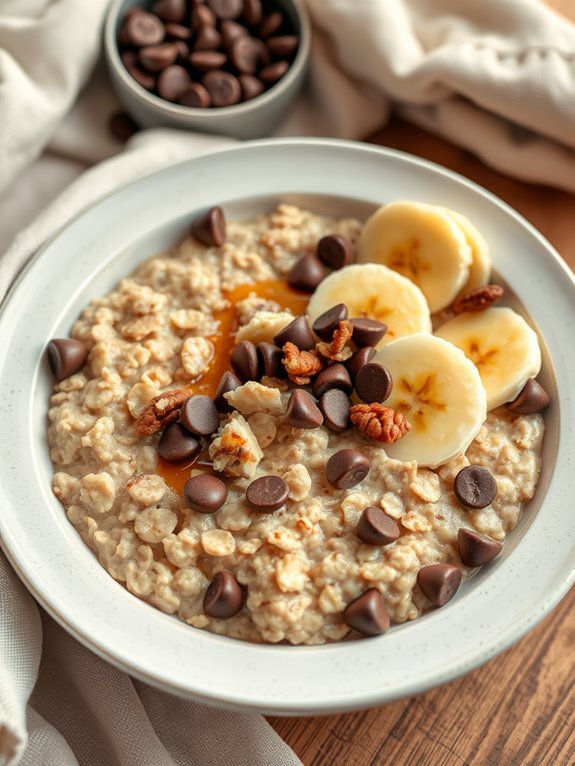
[104,0,311,138]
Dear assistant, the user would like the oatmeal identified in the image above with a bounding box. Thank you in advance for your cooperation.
[47,202,547,644]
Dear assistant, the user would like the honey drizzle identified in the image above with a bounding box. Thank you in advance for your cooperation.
[159,279,309,495]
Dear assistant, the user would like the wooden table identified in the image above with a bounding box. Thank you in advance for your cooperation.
[269,117,575,766]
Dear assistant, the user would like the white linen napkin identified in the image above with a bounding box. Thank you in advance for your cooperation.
[2,0,575,763]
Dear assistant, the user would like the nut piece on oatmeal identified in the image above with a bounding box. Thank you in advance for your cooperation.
[282,342,324,385]
[208,413,263,478]
[350,403,410,444]
[181,337,215,378]
[235,310,293,345]
[224,381,284,416]
[135,389,191,435]
[316,320,354,362]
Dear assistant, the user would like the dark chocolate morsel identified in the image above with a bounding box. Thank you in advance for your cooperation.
[151,0,186,23]
[266,35,298,58]
[325,449,369,489]
[231,340,260,382]
[354,362,393,404]
[259,60,289,84]
[202,70,242,107]
[312,303,349,341]
[214,371,242,412]
[347,346,377,380]
[458,528,503,567]
[284,389,323,429]
[239,74,265,101]
[157,64,191,101]
[287,254,328,293]
[192,25,222,52]
[230,36,266,75]
[139,42,178,71]
[158,422,203,463]
[184,474,228,513]
[246,475,289,512]
[507,378,550,414]
[179,83,211,108]
[189,50,228,70]
[47,339,88,381]
[454,465,497,509]
[124,11,165,47]
[259,11,283,38]
[417,563,462,607]
[207,0,244,20]
[316,234,353,271]
[356,507,400,546]
[190,206,226,247]
[343,589,390,636]
[180,394,220,436]
[312,363,352,398]
[319,389,352,432]
[257,342,285,378]
[273,315,316,351]
[203,571,244,618]
[349,318,388,348]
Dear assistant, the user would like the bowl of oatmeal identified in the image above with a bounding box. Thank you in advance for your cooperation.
[0,139,572,713]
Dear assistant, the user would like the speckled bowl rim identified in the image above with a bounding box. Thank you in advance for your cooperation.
[0,139,573,715]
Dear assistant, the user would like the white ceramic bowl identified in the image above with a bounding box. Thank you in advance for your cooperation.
[104,0,311,139]
[0,139,573,715]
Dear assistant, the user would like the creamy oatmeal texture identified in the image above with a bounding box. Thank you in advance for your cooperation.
[48,204,545,645]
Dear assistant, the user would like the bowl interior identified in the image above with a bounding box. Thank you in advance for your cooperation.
[1,140,573,714]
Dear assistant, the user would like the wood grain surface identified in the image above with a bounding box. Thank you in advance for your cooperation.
[268,117,575,766]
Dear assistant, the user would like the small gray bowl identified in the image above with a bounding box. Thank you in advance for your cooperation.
[104,0,311,139]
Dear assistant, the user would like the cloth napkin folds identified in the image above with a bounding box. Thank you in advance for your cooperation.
[1,0,575,763]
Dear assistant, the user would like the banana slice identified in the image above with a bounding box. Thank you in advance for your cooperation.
[373,334,487,468]
[435,307,541,410]
[442,209,491,297]
[306,263,431,348]
[357,201,472,313]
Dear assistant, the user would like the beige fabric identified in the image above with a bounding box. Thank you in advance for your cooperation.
[2,0,575,763]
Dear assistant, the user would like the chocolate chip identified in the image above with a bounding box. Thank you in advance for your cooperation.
[349,318,388,348]
[189,50,228,70]
[312,363,352,398]
[214,371,241,412]
[203,571,244,618]
[152,0,186,23]
[192,25,222,51]
[343,589,390,636]
[179,83,211,107]
[231,340,260,382]
[287,254,328,293]
[266,35,298,58]
[221,19,249,48]
[259,11,283,38]
[312,303,349,341]
[346,346,376,380]
[47,339,88,381]
[230,36,265,74]
[454,465,497,509]
[180,394,220,436]
[259,60,289,84]
[284,389,323,429]
[127,64,156,90]
[191,3,217,29]
[354,362,393,404]
[157,64,191,100]
[239,74,265,101]
[190,206,226,247]
[316,234,353,271]
[109,111,139,142]
[121,50,138,68]
[184,474,228,513]
[165,22,192,40]
[243,0,263,26]
[273,315,315,351]
[417,564,462,607]
[257,342,284,378]
[207,0,243,20]
[325,449,369,489]
[158,422,203,463]
[246,475,289,512]
[202,70,242,106]
[124,11,165,47]
[356,507,400,546]
[458,528,503,567]
[507,378,550,414]
[319,389,352,432]
[139,43,178,71]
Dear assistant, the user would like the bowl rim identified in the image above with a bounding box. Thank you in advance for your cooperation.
[104,0,312,119]
[1,138,574,715]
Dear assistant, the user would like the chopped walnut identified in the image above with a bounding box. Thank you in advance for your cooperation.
[281,342,324,385]
[135,389,191,435]
[181,336,215,378]
[236,293,282,325]
[224,381,284,416]
[316,320,354,362]
[235,310,293,346]
[453,284,504,314]
[208,413,263,479]
[350,403,411,444]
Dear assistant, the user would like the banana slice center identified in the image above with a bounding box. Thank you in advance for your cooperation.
[395,373,447,430]
[467,340,499,369]
[388,238,429,282]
